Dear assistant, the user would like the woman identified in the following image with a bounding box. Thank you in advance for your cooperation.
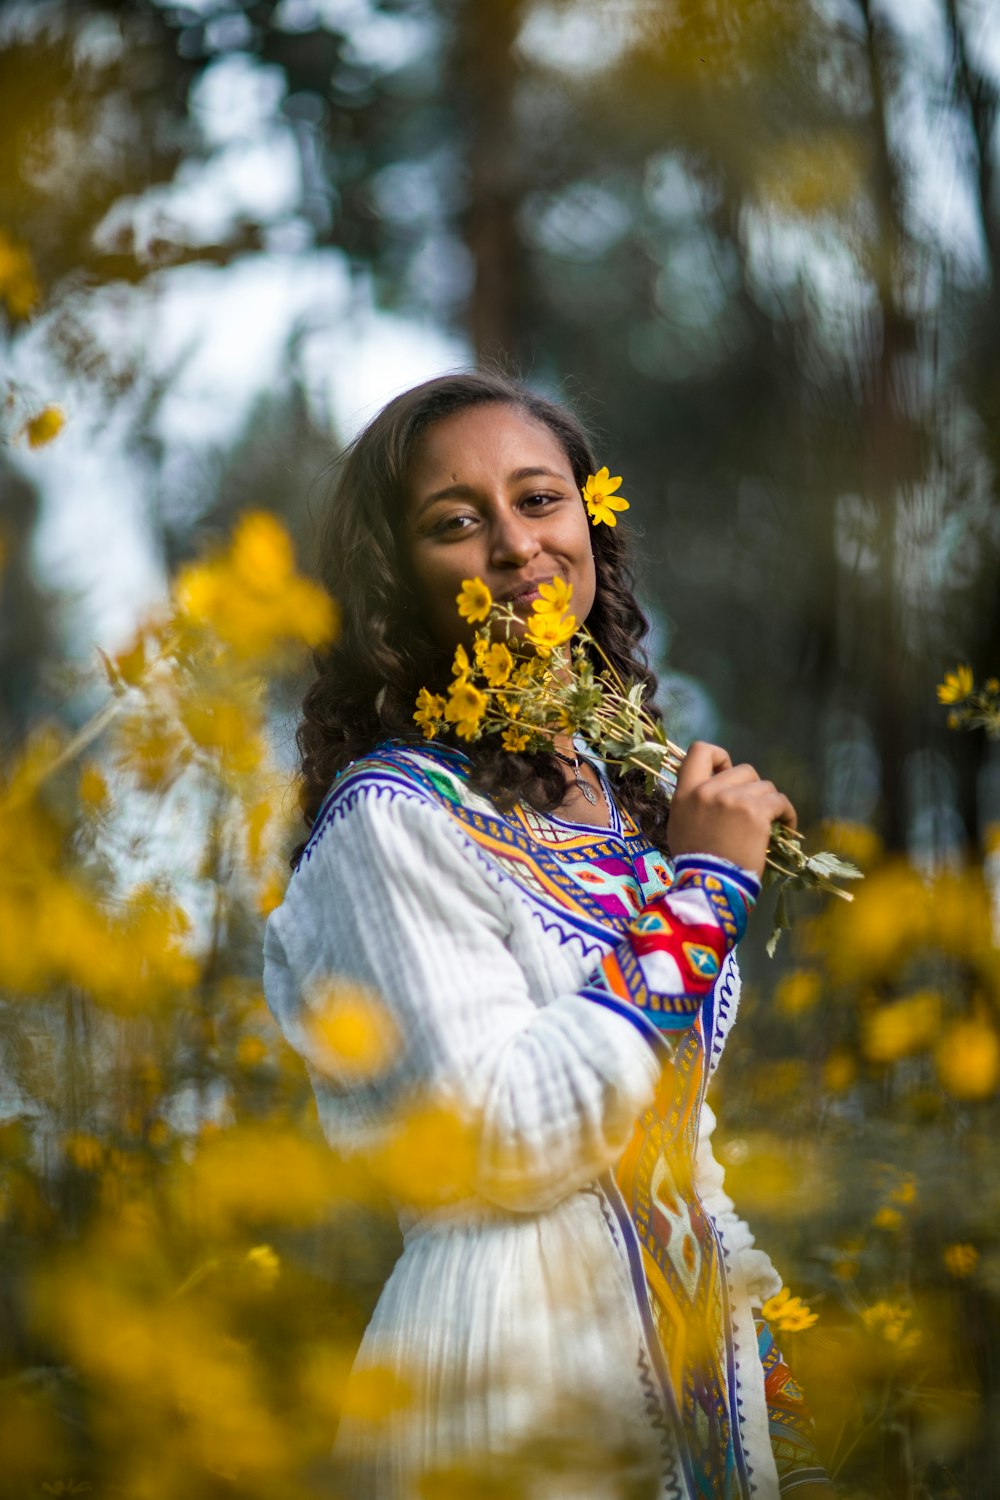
[263,372,832,1498]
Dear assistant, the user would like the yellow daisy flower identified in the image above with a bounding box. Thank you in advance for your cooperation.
[502,726,531,752]
[532,577,573,616]
[760,1286,818,1333]
[452,643,471,682]
[482,641,514,687]
[937,664,973,704]
[525,610,577,655]
[445,680,487,740]
[457,577,493,623]
[413,687,446,739]
[582,467,629,527]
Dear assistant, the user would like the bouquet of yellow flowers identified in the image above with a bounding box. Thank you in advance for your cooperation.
[414,573,861,954]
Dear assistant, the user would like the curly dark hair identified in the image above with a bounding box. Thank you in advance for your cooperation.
[291,370,670,866]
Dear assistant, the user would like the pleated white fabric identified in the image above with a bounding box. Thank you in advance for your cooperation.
[264,768,786,1499]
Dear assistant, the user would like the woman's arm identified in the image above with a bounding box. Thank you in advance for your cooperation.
[264,782,757,1214]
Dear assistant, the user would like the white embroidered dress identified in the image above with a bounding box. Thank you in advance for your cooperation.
[263,742,797,1499]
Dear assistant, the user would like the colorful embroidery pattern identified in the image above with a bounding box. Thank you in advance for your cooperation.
[755,1319,828,1491]
[587,855,757,1042]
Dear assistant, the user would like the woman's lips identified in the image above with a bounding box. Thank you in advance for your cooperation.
[502,580,549,608]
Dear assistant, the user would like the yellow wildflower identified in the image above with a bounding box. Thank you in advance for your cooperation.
[861,1300,921,1354]
[174,510,337,662]
[23,406,65,448]
[935,1019,1000,1099]
[305,981,400,1080]
[482,641,514,687]
[456,577,492,623]
[817,817,883,869]
[822,1051,855,1092]
[189,1123,342,1229]
[943,1243,978,1278]
[524,609,577,655]
[582,466,630,526]
[340,1363,413,1425]
[937,664,974,704]
[872,1206,903,1232]
[775,969,820,1016]
[986,677,999,694]
[64,1133,103,1171]
[862,991,941,1063]
[414,687,446,739]
[451,643,471,681]
[760,1286,818,1333]
[889,1174,917,1206]
[0,230,40,319]
[77,763,109,812]
[502,726,531,752]
[243,1244,281,1289]
[255,870,285,917]
[532,577,573,616]
[180,694,264,772]
[445,680,488,740]
[236,1035,268,1068]
[368,1101,478,1206]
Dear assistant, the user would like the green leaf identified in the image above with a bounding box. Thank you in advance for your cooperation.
[765,884,792,959]
[804,851,863,881]
[626,741,671,775]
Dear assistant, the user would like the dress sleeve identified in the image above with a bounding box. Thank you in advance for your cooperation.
[264,786,756,1214]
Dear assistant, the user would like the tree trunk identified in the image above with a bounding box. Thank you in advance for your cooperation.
[450,0,527,367]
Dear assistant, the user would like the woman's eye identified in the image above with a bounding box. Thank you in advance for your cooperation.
[433,513,476,535]
[522,492,558,510]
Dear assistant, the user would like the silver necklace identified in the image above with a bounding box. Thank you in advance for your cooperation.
[551,747,604,809]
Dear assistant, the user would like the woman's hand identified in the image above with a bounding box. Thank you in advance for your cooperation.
[668,741,797,879]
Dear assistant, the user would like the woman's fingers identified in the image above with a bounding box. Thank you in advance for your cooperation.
[670,743,797,874]
[674,741,733,795]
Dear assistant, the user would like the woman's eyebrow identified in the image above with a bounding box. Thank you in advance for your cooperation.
[415,467,567,516]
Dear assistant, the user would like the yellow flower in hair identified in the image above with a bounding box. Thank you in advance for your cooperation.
[413,687,446,739]
[482,641,514,687]
[532,577,573,616]
[582,467,629,527]
[457,577,493,623]
[937,664,973,705]
[502,726,531,752]
[445,680,487,740]
[524,609,577,655]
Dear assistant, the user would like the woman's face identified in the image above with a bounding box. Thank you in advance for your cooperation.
[405,403,598,651]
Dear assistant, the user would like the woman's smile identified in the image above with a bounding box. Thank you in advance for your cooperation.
[405,402,597,650]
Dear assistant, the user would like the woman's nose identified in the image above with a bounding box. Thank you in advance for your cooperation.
[489,509,541,567]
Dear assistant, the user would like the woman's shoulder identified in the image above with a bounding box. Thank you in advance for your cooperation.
[297,738,480,865]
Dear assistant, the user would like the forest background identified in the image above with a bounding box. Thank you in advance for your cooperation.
[3,0,1000,1496]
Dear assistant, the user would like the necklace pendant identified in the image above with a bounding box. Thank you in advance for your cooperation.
[577,775,598,805]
